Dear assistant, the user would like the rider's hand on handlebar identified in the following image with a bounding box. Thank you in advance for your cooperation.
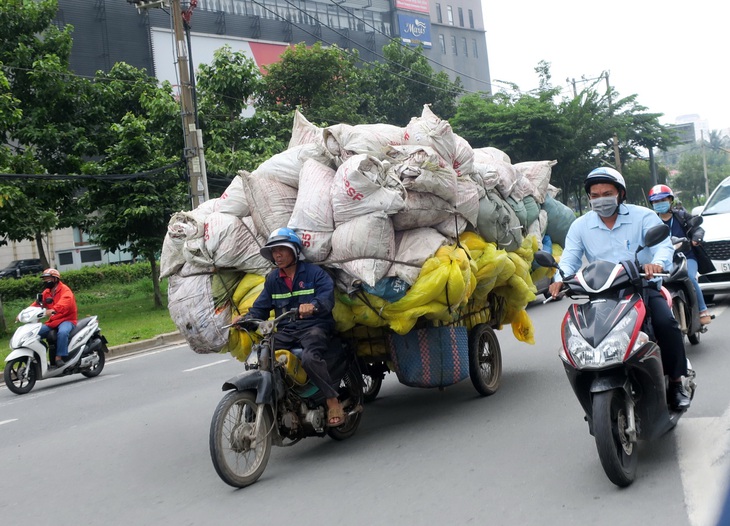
[548,281,563,299]
[642,263,664,279]
[298,303,317,318]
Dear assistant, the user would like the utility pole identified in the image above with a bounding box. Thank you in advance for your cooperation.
[604,71,622,173]
[701,129,710,199]
[127,0,208,209]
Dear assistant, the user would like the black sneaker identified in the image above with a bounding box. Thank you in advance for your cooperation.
[668,382,690,411]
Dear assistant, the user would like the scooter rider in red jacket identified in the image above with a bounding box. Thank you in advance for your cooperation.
[31,269,78,368]
[236,228,345,427]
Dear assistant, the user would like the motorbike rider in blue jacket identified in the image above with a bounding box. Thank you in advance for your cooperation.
[240,228,345,426]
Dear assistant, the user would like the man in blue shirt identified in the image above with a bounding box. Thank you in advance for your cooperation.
[548,167,691,410]
[243,227,345,426]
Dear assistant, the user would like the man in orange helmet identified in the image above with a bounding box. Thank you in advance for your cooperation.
[30,269,78,368]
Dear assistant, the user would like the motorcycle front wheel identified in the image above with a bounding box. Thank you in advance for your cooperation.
[209,390,272,488]
[328,368,364,441]
[592,389,637,487]
[4,357,37,395]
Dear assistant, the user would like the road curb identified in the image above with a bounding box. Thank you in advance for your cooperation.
[107,331,186,360]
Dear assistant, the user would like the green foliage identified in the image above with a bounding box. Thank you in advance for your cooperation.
[0,262,150,302]
[358,41,462,125]
[259,42,365,126]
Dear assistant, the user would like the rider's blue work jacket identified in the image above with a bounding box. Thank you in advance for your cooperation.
[247,261,335,332]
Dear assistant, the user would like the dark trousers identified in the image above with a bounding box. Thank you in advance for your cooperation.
[646,287,688,379]
[274,326,339,399]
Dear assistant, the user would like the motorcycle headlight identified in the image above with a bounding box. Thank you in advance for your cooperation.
[563,308,638,369]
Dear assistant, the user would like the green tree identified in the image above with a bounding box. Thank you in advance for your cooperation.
[0,0,91,265]
[195,45,285,183]
[358,41,463,125]
[259,42,364,126]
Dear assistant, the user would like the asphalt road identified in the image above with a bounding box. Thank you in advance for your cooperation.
[1,295,729,526]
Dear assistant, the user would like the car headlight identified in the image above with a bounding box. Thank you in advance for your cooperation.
[563,308,638,369]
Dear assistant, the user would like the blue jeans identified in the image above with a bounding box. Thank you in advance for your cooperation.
[39,321,75,357]
[686,258,708,312]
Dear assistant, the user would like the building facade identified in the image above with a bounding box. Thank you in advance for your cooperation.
[55,0,491,94]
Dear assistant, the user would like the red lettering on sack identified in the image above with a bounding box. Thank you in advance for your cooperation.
[203,223,210,241]
[343,176,364,201]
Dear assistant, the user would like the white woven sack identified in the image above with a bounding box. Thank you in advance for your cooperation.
[209,173,250,217]
[473,146,511,164]
[323,123,405,160]
[244,172,298,239]
[288,159,335,232]
[167,209,208,241]
[392,191,454,231]
[435,214,468,238]
[331,154,406,225]
[291,228,332,263]
[200,212,265,271]
[472,163,500,191]
[236,216,272,275]
[168,268,230,354]
[251,143,333,189]
[329,212,394,287]
[160,233,185,279]
[514,160,557,204]
[388,228,449,285]
[485,159,519,200]
[510,175,537,201]
[452,134,475,178]
[404,105,456,167]
[453,178,481,226]
[527,219,543,249]
[288,110,324,149]
[386,145,458,205]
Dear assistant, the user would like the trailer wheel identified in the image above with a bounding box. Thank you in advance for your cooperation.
[468,324,502,396]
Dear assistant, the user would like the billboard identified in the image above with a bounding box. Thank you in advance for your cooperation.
[398,14,432,48]
[395,0,430,14]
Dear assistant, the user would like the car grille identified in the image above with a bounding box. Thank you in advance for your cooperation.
[699,273,730,283]
[704,240,730,261]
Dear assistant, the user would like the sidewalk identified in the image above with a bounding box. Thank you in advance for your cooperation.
[107,331,186,360]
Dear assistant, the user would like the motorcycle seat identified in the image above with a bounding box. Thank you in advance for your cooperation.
[46,317,94,341]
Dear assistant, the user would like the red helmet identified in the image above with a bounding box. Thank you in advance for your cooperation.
[41,268,61,279]
[648,184,674,202]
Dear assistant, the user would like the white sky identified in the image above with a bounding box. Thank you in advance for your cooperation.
[482,0,730,132]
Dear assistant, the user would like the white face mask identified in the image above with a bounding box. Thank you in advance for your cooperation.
[590,195,619,218]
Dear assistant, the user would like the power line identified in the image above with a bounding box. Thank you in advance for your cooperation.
[0,160,185,181]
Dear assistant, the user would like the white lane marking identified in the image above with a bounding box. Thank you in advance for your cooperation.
[107,346,182,364]
[0,419,18,426]
[183,359,229,372]
[677,406,730,526]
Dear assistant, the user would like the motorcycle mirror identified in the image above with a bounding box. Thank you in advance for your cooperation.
[643,224,670,248]
[534,251,558,269]
[687,215,703,228]
[36,293,43,304]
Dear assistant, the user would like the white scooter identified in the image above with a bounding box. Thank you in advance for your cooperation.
[3,305,109,394]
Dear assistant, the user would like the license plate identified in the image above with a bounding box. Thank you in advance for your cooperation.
[722,262,730,273]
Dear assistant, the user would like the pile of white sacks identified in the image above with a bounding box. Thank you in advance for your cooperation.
[160,105,573,353]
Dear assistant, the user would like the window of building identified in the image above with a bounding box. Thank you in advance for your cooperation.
[458,7,464,27]
[447,5,454,25]
[468,9,474,28]
[450,35,457,55]
[439,34,446,54]
[80,249,102,264]
[58,252,73,266]
[462,37,468,57]
[436,3,442,23]
[472,39,478,58]
[73,227,90,246]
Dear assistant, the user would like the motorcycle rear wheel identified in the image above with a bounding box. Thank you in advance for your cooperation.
[209,390,272,488]
[592,389,637,487]
[468,324,502,396]
[81,342,107,378]
[4,357,37,395]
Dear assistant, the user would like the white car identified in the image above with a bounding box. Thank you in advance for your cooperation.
[692,176,730,302]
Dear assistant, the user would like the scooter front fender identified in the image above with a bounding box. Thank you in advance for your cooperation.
[222,369,274,405]
[590,375,628,394]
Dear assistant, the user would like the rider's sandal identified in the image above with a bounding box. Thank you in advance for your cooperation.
[699,311,712,325]
[327,405,345,427]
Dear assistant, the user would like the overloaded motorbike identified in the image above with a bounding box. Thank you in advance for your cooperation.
[535,224,696,487]
[663,216,712,345]
[3,298,108,395]
[209,309,364,488]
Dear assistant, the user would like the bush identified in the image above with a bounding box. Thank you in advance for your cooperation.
[0,262,152,301]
